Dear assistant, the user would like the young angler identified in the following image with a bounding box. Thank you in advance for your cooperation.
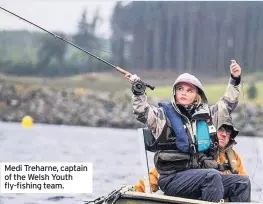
[126,60,250,202]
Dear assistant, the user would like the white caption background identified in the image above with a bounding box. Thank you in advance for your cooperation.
[0,162,92,193]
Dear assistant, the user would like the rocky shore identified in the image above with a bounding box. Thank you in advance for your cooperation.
[0,83,262,136]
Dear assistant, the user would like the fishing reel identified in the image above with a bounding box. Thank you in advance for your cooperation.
[132,80,147,95]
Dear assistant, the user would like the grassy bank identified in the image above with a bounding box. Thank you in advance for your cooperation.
[0,72,262,105]
[147,81,263,105]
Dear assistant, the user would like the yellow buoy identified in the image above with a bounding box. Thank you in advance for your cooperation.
[21,115,33,128]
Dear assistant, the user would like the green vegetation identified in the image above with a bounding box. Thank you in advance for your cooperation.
[1,72,262,105]
[147,81,263,105]
[2,2,263,78]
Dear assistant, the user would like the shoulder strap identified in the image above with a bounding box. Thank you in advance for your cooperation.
[226,148,239,174]
[158,102,190,153]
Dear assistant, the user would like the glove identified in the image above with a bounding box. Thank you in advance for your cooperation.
[199,153,218,169]
[202,159,218,169]
[132,80,146,95]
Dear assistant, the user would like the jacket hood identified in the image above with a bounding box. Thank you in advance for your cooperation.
[220,116,239,139]
[218,116,239,151]
[173,73,208,104]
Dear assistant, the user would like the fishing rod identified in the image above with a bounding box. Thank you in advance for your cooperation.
[0,6,155,91]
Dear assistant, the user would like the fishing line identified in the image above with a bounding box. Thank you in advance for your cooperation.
[0,6,155,90]
[241,80,262,202]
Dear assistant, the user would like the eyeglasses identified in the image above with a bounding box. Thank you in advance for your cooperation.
[218,126,232,136]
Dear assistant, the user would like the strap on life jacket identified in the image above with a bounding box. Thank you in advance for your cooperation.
[158,102,191,153]
[226,149,239,174]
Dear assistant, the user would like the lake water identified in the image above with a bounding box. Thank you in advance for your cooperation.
[0,122,262,204]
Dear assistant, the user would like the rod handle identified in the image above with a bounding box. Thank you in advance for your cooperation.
[115,66,155,90]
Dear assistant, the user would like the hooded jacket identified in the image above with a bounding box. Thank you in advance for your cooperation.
[132,73,240,139]
[132,73,241,174]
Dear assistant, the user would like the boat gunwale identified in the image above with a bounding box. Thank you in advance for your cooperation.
[120,191,219,204]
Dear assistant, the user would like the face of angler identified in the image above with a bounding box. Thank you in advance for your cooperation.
[175,82,198,105]
[217,126,232,148]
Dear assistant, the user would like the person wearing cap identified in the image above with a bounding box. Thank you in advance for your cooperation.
[216,116,251,202]
[125,60,249,202]
[216,117,247,175]
[133,116,251,202]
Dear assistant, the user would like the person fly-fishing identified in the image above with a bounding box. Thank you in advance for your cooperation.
[125,60,250,202]
[133,115,251,202]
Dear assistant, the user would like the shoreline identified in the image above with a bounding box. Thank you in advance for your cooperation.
[0,83,262,136]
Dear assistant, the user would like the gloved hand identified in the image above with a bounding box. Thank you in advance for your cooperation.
[199,153,218,169]
[125,74,146,95]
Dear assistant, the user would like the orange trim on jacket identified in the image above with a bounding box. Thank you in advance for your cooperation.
[217,148,247,175]
[134,168,159,193]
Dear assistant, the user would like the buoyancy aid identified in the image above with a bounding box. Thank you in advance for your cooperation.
[151,102,219,174]
[218,148,239,174]
[158,102,190,153]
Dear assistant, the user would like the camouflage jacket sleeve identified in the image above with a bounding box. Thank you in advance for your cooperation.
[132,94,169,139]
[210,75,241,129]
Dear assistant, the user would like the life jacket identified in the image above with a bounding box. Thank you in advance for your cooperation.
[217,148,239,174]
[151,102,219,174]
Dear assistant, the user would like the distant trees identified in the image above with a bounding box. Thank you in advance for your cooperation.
[73,8,101,51]
[34,7,105,75]
[36,32,67,74]
[72,8,102,72]
[110,1,263,76]
[1,2,263,77]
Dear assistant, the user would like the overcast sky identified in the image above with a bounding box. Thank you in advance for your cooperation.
[0,0,117,38]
